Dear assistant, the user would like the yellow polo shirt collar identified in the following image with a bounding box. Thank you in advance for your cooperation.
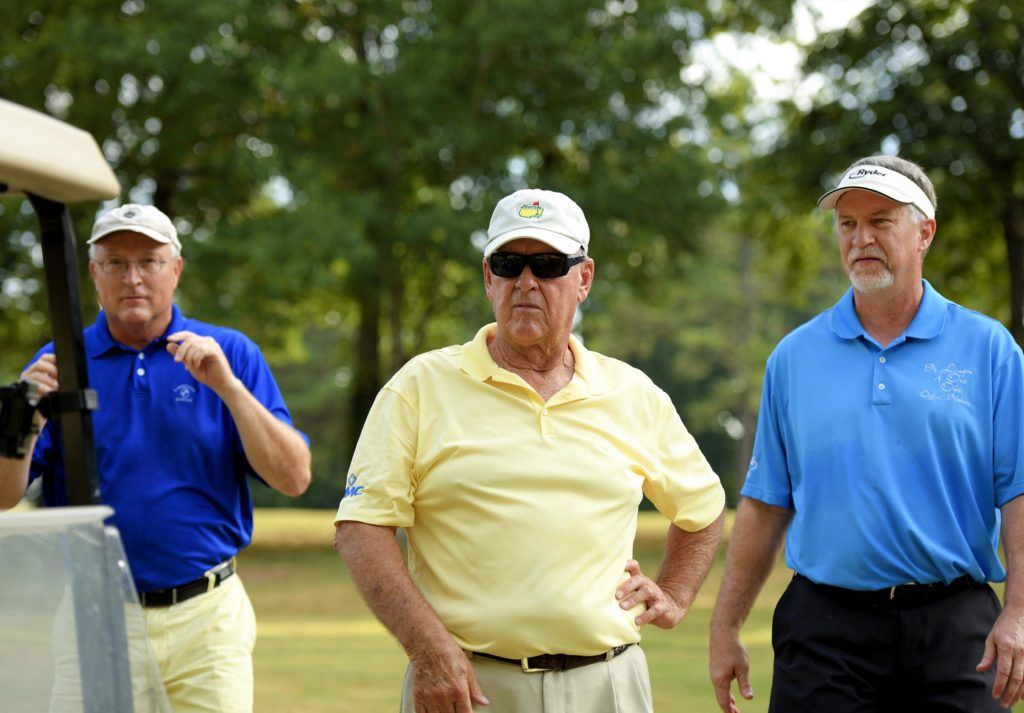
[460,323,613,402]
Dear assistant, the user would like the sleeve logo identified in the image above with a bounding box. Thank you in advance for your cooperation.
[344,473,365,498]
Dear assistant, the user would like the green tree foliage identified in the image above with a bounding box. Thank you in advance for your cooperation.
[777,0,1024,344]
[2,1,798,506]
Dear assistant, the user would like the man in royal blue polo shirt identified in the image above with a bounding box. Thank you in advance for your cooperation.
[0,204,311,712]
[708,156,1024,712]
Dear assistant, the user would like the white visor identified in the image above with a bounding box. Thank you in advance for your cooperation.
[817,164,935,220]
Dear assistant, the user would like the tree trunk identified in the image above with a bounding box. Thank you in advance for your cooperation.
[389,267,406,375]
[730,233,757,502]
[1004,201,1024,349]
[351,284,380,453]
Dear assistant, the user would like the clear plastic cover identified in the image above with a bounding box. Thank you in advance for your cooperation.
[0,506,170,712]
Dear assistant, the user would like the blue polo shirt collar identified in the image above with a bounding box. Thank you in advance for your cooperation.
[87,305,188,357]
[828,280,949,343]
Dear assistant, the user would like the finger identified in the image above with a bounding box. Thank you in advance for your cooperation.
[635,603,660,625]
[467,668,489,707]
[737,662,754,700]
[978,636,997,671]
[999,654,1024,708]
[25,371,59,391]
[31,354,58,374]
[175,341,200,366]
[711,676,736,712]
[993,653,1010,700]
[184,344,208,370]
[166,330,197,343]
[624,559,641,576]
[23,357,58,382]
[617,572,651,600]
[621,579,655,609]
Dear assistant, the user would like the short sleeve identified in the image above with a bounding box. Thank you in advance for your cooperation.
[740,360,794,508]
[642,392,725,532]
[230,335,299,431]
[994,345,1024,507]
[334,385,419,528]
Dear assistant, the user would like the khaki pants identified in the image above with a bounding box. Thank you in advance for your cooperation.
[401,644,654,713]
[51,574,256,713]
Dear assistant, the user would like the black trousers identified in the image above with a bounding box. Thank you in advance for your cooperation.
[769,574,1005,713]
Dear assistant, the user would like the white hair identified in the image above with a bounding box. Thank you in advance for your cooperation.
[88,242,181,261]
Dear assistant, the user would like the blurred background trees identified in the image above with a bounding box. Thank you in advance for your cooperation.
[2,0,1021,506]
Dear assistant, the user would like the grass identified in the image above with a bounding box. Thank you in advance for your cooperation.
[243,509,792,713]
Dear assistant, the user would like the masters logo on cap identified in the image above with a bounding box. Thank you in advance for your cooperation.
[518,201,544,220]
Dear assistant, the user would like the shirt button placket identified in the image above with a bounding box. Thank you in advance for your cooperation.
[133,351,149,390]
[873,352,892,406]
[540,406,553,436]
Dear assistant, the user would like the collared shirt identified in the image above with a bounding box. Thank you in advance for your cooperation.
[28,305,302,592]
[335,323,724,658]
[742,281,1024,590]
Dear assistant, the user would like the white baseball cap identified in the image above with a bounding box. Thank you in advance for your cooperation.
[484,189,590,257]
[817,164,935,219]
[88,203,181,251]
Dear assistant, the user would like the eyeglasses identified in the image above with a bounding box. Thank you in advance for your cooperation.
[93,258,170,276]
[487,252,585,279]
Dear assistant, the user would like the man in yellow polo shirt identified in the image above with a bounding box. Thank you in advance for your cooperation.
[334,188,725,713]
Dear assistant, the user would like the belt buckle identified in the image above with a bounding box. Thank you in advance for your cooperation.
[204,559,232,593]
[520,658,550,674]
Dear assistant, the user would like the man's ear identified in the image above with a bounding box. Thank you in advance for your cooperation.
[919,218,936,256]
[577,257,595,303]
[483,257,494,301]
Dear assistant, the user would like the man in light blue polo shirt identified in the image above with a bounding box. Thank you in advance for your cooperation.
[709,156,1024,712]
[0,204,312,712]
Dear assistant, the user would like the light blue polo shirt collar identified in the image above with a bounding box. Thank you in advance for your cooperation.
[828,280,949,343]
[87,304,188,357]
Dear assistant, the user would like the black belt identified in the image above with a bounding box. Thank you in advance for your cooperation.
[472,644,633,673]
[795,573,980,609]
[139,560,235,607]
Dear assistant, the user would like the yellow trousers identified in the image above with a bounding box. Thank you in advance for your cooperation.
[50,574,256,713]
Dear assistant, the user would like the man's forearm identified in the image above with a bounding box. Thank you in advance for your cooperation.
[656,511,725,609]
[1001,496,1024,608]
[334,521,455,660]
[710,498,792,632]
[218,380,311,497]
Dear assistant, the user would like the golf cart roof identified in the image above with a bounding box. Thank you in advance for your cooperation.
[0,98,120,203]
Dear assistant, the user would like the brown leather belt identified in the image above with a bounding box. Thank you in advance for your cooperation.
[138,559,235,607]
[472,644,633,673]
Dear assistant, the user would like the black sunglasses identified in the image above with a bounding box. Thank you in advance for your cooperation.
[488,252,586,279]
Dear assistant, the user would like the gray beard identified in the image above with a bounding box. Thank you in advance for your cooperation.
[848,267,895,293]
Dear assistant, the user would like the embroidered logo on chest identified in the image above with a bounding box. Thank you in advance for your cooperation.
[173,384,196,403]
[920,362,973,406]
